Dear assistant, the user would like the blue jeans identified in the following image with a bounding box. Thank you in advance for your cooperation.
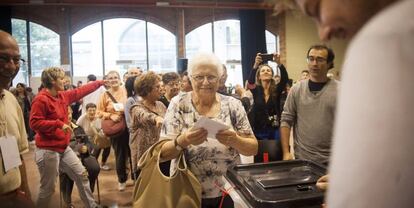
[254,128,280,141]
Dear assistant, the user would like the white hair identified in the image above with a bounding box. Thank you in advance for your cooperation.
[187,53,224,77]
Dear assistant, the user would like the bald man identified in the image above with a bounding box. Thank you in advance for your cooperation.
[0,30,33,207]
[127,67,142,78]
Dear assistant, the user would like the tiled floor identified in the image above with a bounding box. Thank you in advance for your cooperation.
[24,143,134,208]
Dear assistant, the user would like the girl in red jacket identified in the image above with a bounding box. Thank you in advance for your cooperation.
[30,67,105,208]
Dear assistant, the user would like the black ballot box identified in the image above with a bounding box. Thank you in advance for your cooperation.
[225,160,327,208]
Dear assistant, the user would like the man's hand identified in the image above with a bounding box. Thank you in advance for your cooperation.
[316,174,329,191]
[283,152,294,160]
[61,124,73,134]
[234,84,246,97]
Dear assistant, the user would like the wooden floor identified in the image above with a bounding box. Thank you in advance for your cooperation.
[24,143,134,208]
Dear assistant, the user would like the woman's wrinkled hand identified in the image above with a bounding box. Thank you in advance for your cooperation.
[216,129,239,147]
[178,127,208,147]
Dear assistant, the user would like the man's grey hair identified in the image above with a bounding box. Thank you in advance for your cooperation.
[188,53,224,77]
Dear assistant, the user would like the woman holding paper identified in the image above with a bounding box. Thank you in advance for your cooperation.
[160,53,258,208]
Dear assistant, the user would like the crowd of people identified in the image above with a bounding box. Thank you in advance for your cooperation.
[1,0,412,206]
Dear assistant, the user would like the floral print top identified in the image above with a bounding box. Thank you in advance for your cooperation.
[130,101,166,172]
[161,92,254,198]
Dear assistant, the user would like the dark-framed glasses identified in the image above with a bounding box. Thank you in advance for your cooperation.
[0,55,25,65]
[191,75,218,83]
[307,56,327,64]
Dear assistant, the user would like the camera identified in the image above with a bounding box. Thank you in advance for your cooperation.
[260,54,273,62]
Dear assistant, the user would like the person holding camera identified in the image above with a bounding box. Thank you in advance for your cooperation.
[30,67,105,208]
[246,52,289,161]
[60,107,101,208]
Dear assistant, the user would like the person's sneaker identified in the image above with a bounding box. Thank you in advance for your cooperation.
[100,164,110,171]
[118,182,126,191]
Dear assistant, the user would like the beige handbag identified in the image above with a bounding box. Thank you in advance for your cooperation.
[132,140,202,208]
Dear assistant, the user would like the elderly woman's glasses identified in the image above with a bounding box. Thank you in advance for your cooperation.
[0,55,25,65]
[191,75,218,83]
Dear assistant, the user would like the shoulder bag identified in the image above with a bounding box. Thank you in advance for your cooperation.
[101,91,126,137]
[132,140,201,208]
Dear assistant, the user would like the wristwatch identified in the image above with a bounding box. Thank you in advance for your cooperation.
[174,137,185,151]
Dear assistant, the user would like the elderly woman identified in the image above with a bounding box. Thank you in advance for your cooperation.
[30,67,104,208]
[160,53,258,208]
[96,70,129,191]
[129,72,166,178]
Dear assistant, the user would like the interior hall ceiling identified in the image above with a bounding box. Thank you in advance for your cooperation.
[0,0,273,9]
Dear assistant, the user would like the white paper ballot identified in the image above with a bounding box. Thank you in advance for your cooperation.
[193,117,230,139]
[0,136,22,173]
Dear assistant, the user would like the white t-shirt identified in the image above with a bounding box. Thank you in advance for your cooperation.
[328,1,414,207]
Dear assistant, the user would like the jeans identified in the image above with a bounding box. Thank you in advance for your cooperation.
[35,147,97,208]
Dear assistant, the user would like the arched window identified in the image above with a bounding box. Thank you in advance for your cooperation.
[72,18,176,78]
[186,20,280,87]
[11,19,61,86]
[186,20,243,87]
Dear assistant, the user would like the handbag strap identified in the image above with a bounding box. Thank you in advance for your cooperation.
[106,91,118,103]
[138,139,170,169]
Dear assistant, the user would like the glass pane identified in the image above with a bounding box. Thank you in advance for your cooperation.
[30,22,60,77]
[11,18,29,86]
[185,23,212,60]
[147,22,176,73]
[265,30,279,74]
[214,20,242,87]
[72,22,103,77]
[103,18,147,76]
[266,30,277,54]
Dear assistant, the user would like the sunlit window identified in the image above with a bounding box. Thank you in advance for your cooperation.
[72,22,103,77]
[103,18,147,75]
[185,23,213,59]
[11,19,60,86]
[11,19,29,86]
[30,22,60,77]
[72,18,177,77]
[265,30,280,75]
[186,20,243,87]
[147,22,176,73]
